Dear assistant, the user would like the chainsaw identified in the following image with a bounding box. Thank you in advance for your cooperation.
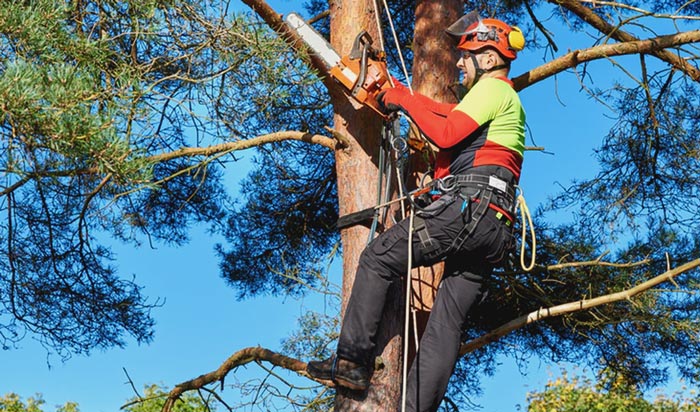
[285,13,392,117]
[286,14,434,230]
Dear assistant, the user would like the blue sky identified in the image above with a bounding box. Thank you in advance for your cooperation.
[1,2,687,412]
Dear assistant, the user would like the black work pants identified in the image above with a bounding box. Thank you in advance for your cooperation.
[336,192,512,412]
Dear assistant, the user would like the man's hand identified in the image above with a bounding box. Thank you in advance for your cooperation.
[377,87,409,114]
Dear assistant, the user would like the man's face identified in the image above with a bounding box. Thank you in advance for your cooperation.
[456,51,481,90]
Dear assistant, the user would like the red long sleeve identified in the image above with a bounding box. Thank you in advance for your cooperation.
[398,95,480,149]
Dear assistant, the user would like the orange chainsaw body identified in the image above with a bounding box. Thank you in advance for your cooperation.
[328,32,392,117]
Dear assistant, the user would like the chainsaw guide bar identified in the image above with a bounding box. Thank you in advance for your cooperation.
[285,12,392,117]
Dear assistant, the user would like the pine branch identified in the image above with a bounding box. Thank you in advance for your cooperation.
[547,0,700,81]
[513,30,700,90]
[162,346,315,412]
[0,131,337,195]
[147,131,338,163]
[545,252,650,271]
[459,258,700,355]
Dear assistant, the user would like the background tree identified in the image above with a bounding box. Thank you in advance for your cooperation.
[0,393,78,412]
[527,370,700,412]
[2,0,700,412]
[122,385,211,412]
[1,386,208,412]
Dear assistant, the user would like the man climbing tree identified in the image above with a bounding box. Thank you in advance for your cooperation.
[305,11,527,412]
[3,1,700,411]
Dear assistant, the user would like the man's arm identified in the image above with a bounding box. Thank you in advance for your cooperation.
[378,87,482,149]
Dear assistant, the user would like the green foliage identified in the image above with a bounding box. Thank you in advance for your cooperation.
[0,60,149,179]
[0,394,44,412]
[527,371,700,412]
[0,386,207,412]
[123,384,211,412]
[217,142,338,297]
[0,0,327,356]
[0,393,77,412]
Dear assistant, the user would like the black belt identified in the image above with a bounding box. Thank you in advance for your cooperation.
[436,174,515,210]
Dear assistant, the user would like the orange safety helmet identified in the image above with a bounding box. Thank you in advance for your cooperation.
[446,11,525,60]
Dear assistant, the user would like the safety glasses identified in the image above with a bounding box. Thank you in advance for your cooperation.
[460,50,474,60]
[460,50,490,61]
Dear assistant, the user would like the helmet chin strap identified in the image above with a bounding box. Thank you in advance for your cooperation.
[468,52,508,86]
[468,53,486,85]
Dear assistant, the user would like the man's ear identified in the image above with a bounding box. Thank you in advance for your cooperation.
[482,52,497,70]
[487,52,507,70]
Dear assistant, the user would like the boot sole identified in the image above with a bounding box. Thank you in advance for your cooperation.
[334,376,369,391]
[306,357,370,391]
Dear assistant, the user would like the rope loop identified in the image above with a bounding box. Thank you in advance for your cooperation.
[515,186,536,271]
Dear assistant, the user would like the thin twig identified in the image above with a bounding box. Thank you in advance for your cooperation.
[524,0,558,52]
[579,0,700,20]
[122,367,143,400]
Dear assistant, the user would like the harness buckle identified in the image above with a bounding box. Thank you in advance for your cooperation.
[436,175,457,193]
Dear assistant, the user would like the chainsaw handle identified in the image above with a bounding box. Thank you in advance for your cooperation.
[352,40,370,96]
[349,31,373,59]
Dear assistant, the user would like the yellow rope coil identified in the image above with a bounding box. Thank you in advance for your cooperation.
[516,189,536,271]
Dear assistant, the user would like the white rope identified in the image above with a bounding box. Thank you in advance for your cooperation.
[380,0,413,93]
[369,2,419,409]
[401,208,415,412]
[396,166,406,219]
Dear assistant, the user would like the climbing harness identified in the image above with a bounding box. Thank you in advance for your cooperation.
[410,173,516,262]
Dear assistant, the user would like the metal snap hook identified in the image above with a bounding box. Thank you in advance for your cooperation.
[390,134,408,154]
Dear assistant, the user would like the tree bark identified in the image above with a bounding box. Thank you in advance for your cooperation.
[330,0,403,410]
[412,0,461,101]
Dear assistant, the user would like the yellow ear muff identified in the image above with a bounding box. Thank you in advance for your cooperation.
[508,26,525,51]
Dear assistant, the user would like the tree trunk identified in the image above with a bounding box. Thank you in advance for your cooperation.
[331,0,403,410]
[406,0,462,366]
[331,0,461,410]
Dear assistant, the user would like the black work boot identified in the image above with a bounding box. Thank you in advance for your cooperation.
[306,355,371,391]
